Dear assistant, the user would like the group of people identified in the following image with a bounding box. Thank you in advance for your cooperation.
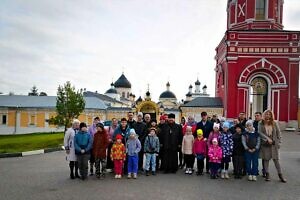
[63,110,286,183]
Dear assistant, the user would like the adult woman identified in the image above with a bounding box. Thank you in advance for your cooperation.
[258,110,286,183]
[64,119,80,179]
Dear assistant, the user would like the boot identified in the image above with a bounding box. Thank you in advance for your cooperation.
[69,162,75,179]
[265,172,270,181]
[278,174,287,183]
[90,164,94,176]
[221,170,225,179]
[225,171,229,179]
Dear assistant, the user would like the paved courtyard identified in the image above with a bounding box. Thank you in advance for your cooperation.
[0,131,300,200]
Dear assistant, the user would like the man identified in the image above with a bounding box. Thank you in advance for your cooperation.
[127,112,136,129]
[253,112,262,131]
[253,111,265,177]
[157,115,167,171]
[88,116,100,176]
[160,113,183,173]
[194,112,213,173]
[133,112,148,171]
[238,112,247,129]
[144,114,152,129]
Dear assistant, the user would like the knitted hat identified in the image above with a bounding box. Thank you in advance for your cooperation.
[213,123,220,129]
[160,115,166,120]
[129,129,136,135]
[96,123,104,129]
[246,120,253,127]
[212,138,218,144]
[197,129,203,136]
[116,134,123,140]
[223,121,230,128]
[137,112,143,117]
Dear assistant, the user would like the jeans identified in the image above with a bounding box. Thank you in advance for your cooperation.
[128,155,139,174]
[245,150,259,176]
[145,153,157,172]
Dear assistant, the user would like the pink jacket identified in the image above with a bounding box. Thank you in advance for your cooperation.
[193,137,207,155]
[208,145,223,163]
[207,131,221,147]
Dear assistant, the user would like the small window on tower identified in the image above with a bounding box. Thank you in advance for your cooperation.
[122,92,125,98]
[1,115,7,125]
[256,0,266,20]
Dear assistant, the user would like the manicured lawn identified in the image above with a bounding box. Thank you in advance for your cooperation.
[0,132,64,153]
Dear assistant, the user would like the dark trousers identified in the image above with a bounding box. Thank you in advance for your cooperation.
[179,151,184,166]
[210,162,221,176]
[197,158,205,173]
[89,150,95,173]
[77,154,90,179]
[206,156,210,172]
[95,158,106,176]
[106,142,114,170]
[233,155,244,176]
[138,150,144,170]
[184,154,194,169]
[69,161,79,176]
[221,156,231,170]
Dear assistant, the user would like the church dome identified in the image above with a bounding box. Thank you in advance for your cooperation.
[159,82,176,99]
[195,79,200,86]
[114,73,131,88]
[105,83,118,94]
[159,91,177,99]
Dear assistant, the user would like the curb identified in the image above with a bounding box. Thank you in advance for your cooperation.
[0,146,64,158]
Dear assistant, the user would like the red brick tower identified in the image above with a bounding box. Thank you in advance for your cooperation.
[215,0,300,126]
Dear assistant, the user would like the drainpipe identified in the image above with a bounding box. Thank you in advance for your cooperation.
[14,106,18,134]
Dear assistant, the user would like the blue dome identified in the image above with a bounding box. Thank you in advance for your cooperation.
[105,88,118,94]
[159,91,176,99]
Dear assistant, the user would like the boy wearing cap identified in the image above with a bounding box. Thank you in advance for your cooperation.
[126,129,141,179]
[111,134,126,179]
[93,123,109,179]
[74,122,93,180]
[193,129,207,175]
[242,120,261,181]
[219,122,233,179]
[144,128,160,176]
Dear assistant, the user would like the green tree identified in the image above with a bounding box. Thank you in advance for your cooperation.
[28,85,39,96]
[39,92,47,96]
[50,81,85,132]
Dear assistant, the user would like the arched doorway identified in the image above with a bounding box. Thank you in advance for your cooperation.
[135,100,159,121]
[250,77,269,118]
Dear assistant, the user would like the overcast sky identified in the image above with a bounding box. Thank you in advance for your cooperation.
[0,0,299,101]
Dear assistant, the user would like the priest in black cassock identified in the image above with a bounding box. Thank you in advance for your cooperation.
[160,113,183,173]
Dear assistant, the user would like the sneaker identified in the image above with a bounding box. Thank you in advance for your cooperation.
[115,174,118,179]
[252,176,257,181]
[118,175,122,179]
[248,175,253,181]
[185,169,189,174]
[133,173,137,179]
[225,172,230,179]
[221,171,225,179]
[152,171,156,176]
[127,173,132,179]
[188,169,193,175]
[146,171,150,176]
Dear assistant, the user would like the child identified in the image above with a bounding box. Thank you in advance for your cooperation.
[232,124,245,179]
[126,129,141,179]
[208,138,222,179]
[193,129,207,175]
[144,127,160,176]
[207,123,221,147]
[242,120,261,181]
[182,126,195,174]
[219,122,233,179]
[74,122,93,180]
[92,123,109,179]
[111,134,126,179]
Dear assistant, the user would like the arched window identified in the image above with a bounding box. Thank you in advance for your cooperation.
[122,92,125,98]
[256,0,266,20]
[127,92,130,98]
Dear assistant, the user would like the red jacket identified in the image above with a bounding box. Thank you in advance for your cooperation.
[193,137,207,155]
[93,130,109,159]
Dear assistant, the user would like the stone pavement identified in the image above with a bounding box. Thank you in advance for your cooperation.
[0,131,300,200]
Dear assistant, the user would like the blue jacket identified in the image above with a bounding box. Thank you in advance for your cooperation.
[220,131,233,157]
[126,137,141,156]
[242,130,260,151]
[113,125,131,144]
[144,134,160,154]
[74,131,93,155]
